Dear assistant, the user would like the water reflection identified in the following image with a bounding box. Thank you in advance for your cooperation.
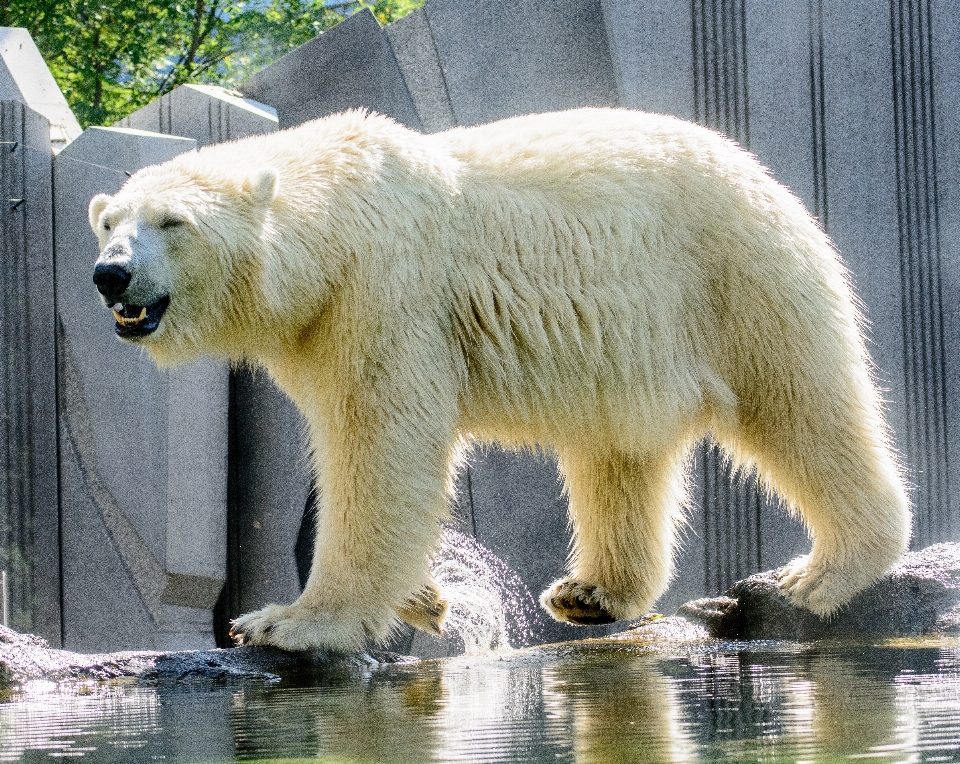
[4,640,960,762]
[547,652,696,763]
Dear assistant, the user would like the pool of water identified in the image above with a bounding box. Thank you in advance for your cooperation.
[3,637,960,763]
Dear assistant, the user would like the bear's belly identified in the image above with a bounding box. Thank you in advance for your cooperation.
[458,371,710,454]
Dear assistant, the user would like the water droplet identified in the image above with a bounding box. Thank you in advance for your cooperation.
[429,527,543,655]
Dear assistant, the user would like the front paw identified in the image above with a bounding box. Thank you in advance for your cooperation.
[230,602,367,652]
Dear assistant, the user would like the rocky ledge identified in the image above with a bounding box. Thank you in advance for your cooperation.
[643,542,960,641]
[4,543,960,687]
[0,627,412,688]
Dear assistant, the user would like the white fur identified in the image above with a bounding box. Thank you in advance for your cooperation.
[89,108,910,651]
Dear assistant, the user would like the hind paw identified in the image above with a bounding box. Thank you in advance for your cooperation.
[777,553,890,617]
[539,579,626,625]
[397,580,449,636]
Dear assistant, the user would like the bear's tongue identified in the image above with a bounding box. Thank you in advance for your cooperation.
[112,304,147,326]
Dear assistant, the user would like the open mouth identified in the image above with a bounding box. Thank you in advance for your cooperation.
[110,296,170,338]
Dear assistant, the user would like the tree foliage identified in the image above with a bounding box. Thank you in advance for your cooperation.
[1,0,423,127]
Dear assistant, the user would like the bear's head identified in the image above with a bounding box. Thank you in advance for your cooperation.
[89,160,279,364]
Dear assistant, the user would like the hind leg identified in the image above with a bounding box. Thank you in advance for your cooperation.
[541,445,691,625]
[773,439,910,615]
[724,382,910,615]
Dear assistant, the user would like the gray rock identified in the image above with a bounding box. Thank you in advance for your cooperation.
[675,543,960,640]
[0,625,412,688]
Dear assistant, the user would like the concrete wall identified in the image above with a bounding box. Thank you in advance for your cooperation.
[0,100,59,641]
[115,84,278,145]
[0,28,81,152]
[242,10,422,130]
[53,126,235,652]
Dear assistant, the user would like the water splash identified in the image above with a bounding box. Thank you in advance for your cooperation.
[429,527,543,655]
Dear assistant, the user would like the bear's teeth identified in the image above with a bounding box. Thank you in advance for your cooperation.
[113,306,147,325]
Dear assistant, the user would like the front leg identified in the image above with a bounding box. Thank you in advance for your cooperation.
[231,351,458,652]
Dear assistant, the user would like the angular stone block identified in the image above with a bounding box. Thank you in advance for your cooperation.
[54,126,232,652]
[241,9,422,130]
[0,101,59,643]
[115,84,278,145]
[0,28,81,150]
[424,0,619,126]
[383,8,457,132]
[227,370,310,620]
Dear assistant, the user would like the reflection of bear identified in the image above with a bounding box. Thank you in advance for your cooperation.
[88,108,910,651]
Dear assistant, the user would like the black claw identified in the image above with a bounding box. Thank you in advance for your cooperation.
[566,609,617,626]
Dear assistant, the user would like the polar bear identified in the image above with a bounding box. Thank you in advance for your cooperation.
[88,108,910,651]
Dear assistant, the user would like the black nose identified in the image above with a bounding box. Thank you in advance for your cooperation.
[93,262,131,302]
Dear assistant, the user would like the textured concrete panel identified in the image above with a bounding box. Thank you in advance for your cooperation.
[227,368,310,618]
[931,0,960,544]
[704,1,812,587]
[882,0,959,548]
[601,0,695,120]
[56,130,194,569]
[54,126,230,651]
[240,9,422,130]
[0,27,81,150]
[819,2,908,499]
[384,8,457,132]
[744,1,818,212]
[0,101,59,643]
[425,0,619,126]
[164,362,229,596]
[58,428,156,652]
[116,84,278,145]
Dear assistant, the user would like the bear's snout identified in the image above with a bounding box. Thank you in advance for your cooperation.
[93,262,131,303]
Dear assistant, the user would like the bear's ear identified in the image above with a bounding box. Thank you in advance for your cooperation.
[88,193,111,233]
[243,166,279,207]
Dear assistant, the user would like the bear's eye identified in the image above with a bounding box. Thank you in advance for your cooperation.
[159,216,186,230]
[103,221,111,232]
